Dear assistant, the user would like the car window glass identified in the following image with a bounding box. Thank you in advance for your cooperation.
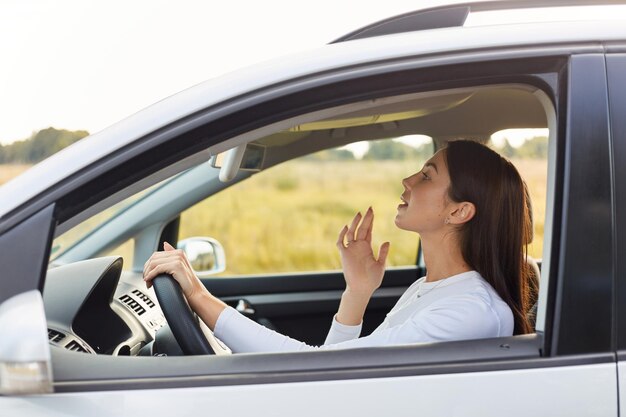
[50,198,137,261]
[104,239,135,267]
[179,137,433,276]
[50,181,164,264]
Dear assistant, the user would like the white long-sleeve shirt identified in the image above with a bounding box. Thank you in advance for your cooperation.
[213,270,514,353]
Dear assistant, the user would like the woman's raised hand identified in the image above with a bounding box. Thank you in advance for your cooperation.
[337,207,390,297]
[143,242,208,303]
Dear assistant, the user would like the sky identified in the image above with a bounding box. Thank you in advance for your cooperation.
[0,0,466,145]
[3,1,619,146]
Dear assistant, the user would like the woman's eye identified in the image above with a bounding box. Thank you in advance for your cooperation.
[421,171,430,180]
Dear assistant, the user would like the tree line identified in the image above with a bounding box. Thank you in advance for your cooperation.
[0,128,548,164]
[309,135,548,161]
[0,127,89,164]
[496,136,548,159]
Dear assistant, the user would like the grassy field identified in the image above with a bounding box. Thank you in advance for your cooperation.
[0,164,32,186]
[1,158,547,275]
[180,159,422,275]
[513,158,547,259]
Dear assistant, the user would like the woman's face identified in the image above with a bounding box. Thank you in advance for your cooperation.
[395,149,454,234]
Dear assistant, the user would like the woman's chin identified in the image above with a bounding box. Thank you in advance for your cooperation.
[394,214,404,229]
[395,214,418,232]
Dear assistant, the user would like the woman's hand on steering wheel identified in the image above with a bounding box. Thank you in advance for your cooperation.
[143,242,207,303]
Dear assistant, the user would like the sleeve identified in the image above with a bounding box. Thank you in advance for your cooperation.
[323,315,362,345]
[213,293,502,353]
[213,307,361,353]
[213,306,318,353]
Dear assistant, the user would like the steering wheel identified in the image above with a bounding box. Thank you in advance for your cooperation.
[152,274,215,355]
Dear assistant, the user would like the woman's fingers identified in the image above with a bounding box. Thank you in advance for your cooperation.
[346,212,362,242]
[338,208,377,248]
[337,225,349,248]
[164,241,196,272]
[143,249,191,283]
[143,243,192,273]
[143,251,179,275]
[356,207,373,241]
[377,242,391,265]
[367,208,374,243]
[144,260,185,288]
[142,243,206,300]
[144,254,185,277]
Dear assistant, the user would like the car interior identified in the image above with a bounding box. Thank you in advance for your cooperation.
[45,81,554,373]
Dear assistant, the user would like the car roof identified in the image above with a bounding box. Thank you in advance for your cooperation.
[333,0,626,42]
[1,17,626,220]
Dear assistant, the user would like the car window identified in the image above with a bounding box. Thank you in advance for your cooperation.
[50,181,164,266]
[50,197,139,261]
[179,137,433,276]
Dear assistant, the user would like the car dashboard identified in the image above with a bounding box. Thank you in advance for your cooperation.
[44,257,166,356]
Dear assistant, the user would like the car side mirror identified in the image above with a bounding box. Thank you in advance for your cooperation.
[178,237,226,277]
[0,290,53,395]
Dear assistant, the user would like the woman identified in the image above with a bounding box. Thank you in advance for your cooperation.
[143,140,533,352]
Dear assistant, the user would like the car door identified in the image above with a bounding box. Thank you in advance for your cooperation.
[0,34,620,417]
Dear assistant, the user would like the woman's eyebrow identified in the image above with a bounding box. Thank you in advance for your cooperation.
[424,162,438,174]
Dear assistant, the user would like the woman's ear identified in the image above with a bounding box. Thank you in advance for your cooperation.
[449,202,476,225]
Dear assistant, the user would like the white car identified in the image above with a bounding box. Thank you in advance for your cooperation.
[2,1,626,415]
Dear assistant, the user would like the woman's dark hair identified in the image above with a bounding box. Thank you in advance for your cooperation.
[445,140,532,334]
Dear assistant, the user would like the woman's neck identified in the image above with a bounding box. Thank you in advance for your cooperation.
[421,234,471,282]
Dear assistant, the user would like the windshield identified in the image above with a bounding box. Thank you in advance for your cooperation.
[49,183,161,262]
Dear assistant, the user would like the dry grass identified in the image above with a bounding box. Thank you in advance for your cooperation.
[511,158,548,258]
[180,159,422,275]
[0,164,32,185]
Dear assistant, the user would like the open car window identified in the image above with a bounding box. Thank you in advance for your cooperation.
[179,137,431,276]
[45,82,553,352]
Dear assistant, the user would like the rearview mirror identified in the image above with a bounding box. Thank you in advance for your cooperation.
[210,143,266,182]
[178,237,226,276]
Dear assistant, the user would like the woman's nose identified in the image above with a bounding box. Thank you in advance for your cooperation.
[402,173,418,189]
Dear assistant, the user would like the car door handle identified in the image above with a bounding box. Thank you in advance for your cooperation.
[236,299,256,315]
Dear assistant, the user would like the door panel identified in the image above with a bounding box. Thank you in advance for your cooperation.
[10,362,617,417]
[204,267,419,345]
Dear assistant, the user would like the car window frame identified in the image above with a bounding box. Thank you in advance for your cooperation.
[607,52,626,353]
[3,48,600,392]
